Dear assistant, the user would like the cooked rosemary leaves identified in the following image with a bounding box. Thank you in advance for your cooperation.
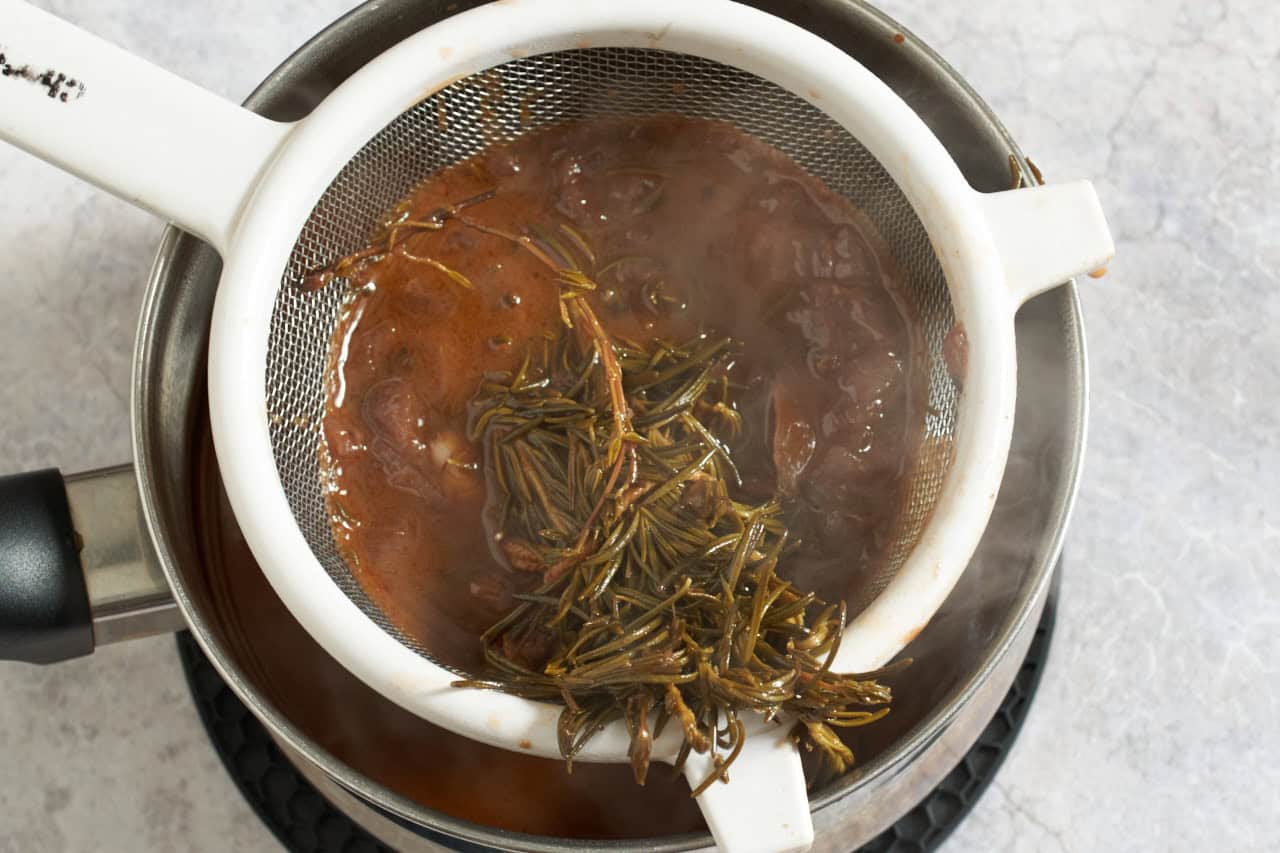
[455,272,894,792]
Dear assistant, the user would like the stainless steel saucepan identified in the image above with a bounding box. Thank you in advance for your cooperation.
[0,1,1085,849]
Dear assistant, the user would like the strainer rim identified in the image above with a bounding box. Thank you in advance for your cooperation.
[207,0,1016,775]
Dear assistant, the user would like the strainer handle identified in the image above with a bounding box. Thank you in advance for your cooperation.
[0,0,292,252]
[978,180,1116,307]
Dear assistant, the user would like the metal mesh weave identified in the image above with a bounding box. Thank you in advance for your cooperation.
[265,47,957,654]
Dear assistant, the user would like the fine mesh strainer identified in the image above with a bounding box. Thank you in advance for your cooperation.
[269,46,955,652]
[0,1,1113,851]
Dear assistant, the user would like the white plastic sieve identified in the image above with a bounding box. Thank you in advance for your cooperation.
[0,1,1113,851]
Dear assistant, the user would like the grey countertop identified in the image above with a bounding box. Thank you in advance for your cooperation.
[1,0,1276,850]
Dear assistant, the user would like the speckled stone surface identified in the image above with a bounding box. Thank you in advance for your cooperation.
[0,1,1275,851]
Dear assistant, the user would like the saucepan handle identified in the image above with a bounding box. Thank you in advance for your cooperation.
[0,0,292,252]
[977,180,1115,308]
[0,465,181,664]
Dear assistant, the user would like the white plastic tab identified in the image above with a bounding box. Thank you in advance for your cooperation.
[977,181,1115,308]
[685,727,814,853]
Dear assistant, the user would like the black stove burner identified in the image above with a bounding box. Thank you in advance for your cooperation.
[178,587,1056,853]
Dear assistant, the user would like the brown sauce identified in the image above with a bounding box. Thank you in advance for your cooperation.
[321,115,925,676]
[193,433,706,838]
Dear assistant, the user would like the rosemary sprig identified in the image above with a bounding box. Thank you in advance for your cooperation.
[456,280,894,792]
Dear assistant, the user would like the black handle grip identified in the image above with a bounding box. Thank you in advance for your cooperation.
[0,469,93,663]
